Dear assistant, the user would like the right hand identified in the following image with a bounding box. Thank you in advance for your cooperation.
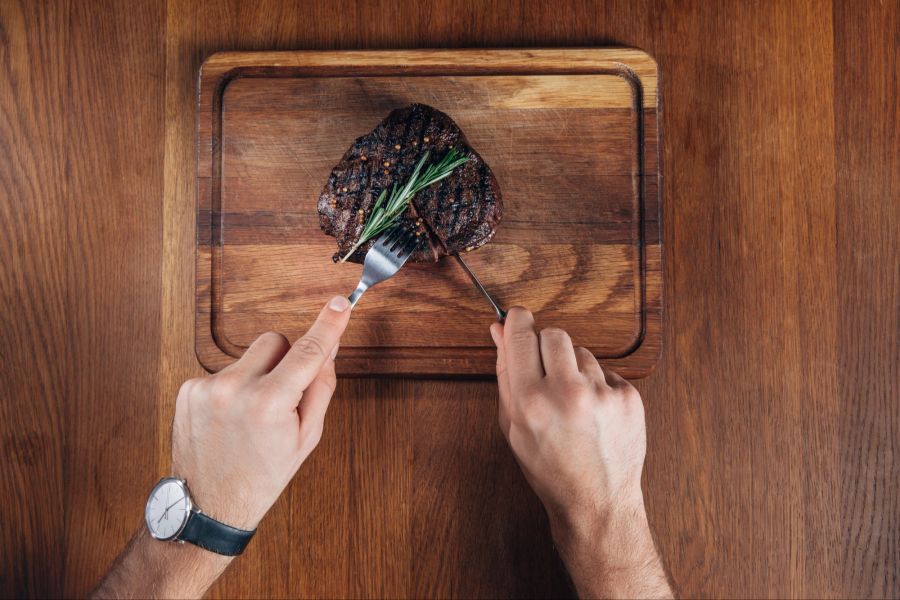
[489,307,648,534]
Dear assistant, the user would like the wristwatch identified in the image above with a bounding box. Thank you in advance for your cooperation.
[144,477,256,556]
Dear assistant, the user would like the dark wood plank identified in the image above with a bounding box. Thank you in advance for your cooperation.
[412,382,572,599]
[638,2,844,596]
[0,2,70,596]
[0,0,165,597]
[834,1,900,595]
[59,1,166,595]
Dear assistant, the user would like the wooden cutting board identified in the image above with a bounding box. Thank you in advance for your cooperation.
[196,49,662,378]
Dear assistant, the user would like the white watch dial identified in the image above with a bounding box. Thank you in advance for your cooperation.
[145,479,191,540]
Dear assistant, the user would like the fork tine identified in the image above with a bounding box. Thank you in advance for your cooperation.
[347,223,419,309]
[387,224,413,253]
[381,225,402,246]
[391,229,409,253]
[397,232,420,258]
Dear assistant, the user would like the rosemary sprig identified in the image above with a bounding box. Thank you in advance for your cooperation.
[339,147,470,262]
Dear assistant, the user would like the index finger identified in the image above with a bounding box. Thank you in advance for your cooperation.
[268,296,352,394]
[502,307,544,391]
[490,322,512,440]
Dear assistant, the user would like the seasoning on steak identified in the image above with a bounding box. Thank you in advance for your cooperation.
[317,103,502,263]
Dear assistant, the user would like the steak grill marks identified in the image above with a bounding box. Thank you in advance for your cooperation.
[317,104,502,263]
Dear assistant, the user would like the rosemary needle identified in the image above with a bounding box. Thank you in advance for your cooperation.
[339,148,469,263]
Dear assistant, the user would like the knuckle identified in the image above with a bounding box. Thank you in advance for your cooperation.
[305,433,323,455]
[208,372,241,404]
[318,310,344,328]
[258,330,287,343]
[308,423,324,446]
[177,377,200,399]
[175,378,203,416]
[190,377,212,399]
[208,394,230,413]
[506,306,531,320]
[256,330,289,349]
[508,330,536,346]
[496,365,508,380]
[621,384,640,401]
[299,421,325,451]
[622,387,644,412]
[594,379,619,399]
[540,327,569,339]
[319,369,338,394]
[560,381,593,409]
[558,378,589,399]
[495,357,507,377]
[575,346,597,362]
[293,336,328,360]
[214,371,241,390]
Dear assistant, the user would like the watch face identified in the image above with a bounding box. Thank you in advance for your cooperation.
[145,478,192,540]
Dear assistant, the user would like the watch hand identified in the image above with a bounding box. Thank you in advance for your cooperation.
[156,497,185,525]
[159,487,171,522]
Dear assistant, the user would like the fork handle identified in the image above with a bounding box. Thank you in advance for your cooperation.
[348,282,369,308]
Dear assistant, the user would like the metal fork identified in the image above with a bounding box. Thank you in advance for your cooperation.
[347,224,420,308]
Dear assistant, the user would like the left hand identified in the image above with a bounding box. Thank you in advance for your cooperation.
[171,296,352,530]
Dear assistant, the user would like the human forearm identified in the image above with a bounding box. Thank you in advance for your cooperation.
[94,298,351,596]
[490,308,671,599]
[550,499,672,599]
[92,527,232,599]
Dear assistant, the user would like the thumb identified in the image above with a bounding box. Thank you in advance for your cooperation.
[268,295,352,400]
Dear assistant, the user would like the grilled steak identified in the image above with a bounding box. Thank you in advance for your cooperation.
[317,103,502,263]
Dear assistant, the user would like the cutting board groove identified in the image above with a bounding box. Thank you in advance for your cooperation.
[196,49,662,378]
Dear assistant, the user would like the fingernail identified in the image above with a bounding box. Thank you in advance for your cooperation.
[328,296,350,312]
[331,343,340,360]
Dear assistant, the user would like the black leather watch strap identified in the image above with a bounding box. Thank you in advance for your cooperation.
[179,509,255,556]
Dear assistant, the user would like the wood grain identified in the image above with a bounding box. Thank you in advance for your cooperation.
[834,1,900,595]
[195,51,663,378]
[1,0,897,598]
[644,3,844,595]
[61,2,166,594]
[0,0,164,596]
[0,3,69,596]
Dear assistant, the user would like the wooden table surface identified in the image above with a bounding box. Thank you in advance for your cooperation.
[1,1,896,598]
